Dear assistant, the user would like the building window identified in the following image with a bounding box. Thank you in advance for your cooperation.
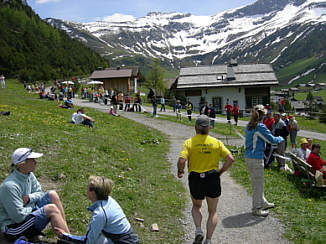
[246,96,268,108]
[185,90,202,96]
[212,97,222,114]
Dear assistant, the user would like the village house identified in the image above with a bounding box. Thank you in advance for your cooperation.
[290,100,306,114]
[172,61,279,114]
[89,67,141,94]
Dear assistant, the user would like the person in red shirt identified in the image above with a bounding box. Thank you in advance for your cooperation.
[232,104,239,125]
[124,93,131,111]
[306,144,326,178]
[224,100,232,123]
[263,112,274,131]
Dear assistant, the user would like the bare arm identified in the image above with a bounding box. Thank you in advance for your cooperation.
[219,153,234,175]
[177,157,186,178]
[82,114,95,122]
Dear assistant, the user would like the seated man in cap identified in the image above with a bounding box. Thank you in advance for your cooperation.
[0,148,70,241]
[177,115,234,244]
[294,138,311,176]
[295,138,311,161]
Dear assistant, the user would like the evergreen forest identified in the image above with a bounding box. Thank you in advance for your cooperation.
[0,0,109,81]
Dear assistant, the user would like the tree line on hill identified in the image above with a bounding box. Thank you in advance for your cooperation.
[0,0,109,82]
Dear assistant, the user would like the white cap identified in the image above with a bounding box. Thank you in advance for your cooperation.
[12,148,43,166]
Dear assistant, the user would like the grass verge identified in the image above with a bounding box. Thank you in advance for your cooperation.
[143,111,240,138]
[0,80,186,243]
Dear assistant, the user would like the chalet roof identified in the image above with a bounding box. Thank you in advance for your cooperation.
[105,66,140,77]
[89,67,139,79]
[176,64,278,89]
[314,96,323,101]
[291,101,305,109]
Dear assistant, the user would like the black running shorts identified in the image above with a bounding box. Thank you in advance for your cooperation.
[188,171,221,200]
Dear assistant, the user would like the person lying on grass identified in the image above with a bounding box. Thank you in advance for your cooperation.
[71,107,95,128]
[0,148,70,242]
[55,175,139,244]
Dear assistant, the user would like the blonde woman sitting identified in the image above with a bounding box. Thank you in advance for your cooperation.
[55,176,138,244]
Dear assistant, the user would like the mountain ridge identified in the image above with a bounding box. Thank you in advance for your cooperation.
[46,0,326,84]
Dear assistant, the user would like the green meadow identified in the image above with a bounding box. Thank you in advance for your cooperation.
[0,80,186,243]
[1,80,326,243]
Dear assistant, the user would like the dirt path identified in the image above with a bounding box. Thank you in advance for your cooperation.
[72,99,290,244]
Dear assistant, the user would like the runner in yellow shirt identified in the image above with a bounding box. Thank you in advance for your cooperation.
[177,115,234,244]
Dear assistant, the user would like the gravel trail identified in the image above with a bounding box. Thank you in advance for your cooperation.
[72,99,290,244]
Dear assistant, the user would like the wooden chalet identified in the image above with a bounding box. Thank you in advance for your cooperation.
[172,61,279,114]
[89,67,141,94]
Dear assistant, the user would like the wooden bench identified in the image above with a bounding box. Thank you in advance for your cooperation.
[289,152,326,188]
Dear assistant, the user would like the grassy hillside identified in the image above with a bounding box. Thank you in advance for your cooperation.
[275,56,326,86]
[0,80,186,243]
[294,89,326,102]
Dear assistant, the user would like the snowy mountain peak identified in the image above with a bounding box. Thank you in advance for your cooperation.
[47,0,326,67]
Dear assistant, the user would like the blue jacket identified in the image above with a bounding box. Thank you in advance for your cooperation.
[0,170,44,232]
[245,122,284,159]
[62,197,131,244]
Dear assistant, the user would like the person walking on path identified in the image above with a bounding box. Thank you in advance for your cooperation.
[70,97,291,243]
[232,103,239,126]
[185,98,193,123]
[245,105,284,217]
[172,96,177,112]
[208,104,216,128]
[177,115,234,244]
[175,100,182,121]
[224,100,232,124]
[1,75,5,89]
[0,148,70,242]
[288,115,299,151]
[160,97,166,112]
[200,101,209,116]
[151,95,158,117]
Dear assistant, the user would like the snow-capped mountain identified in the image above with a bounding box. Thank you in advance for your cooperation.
[47,0,326,83]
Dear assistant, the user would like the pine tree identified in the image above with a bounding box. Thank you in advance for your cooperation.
[145,59,166,95]
[306,91,315,119]
[319,105,326,124]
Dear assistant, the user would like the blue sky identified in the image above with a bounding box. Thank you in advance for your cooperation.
[26,0,257,22]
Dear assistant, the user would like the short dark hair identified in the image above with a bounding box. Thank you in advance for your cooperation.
[312,143,321,151]
[196,125,209,135]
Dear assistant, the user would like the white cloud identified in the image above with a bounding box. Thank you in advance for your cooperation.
[35,0,61,4]
[102,13,135,22]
